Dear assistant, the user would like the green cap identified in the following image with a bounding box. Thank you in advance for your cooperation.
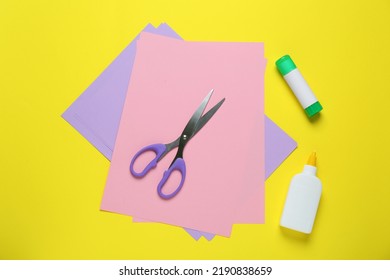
[275,55,296,76]
[305,101,323,117]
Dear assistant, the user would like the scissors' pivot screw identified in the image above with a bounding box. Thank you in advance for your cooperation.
[183,135,188,140]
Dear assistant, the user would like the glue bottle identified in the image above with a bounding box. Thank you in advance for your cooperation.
[276,55,323,118]
[280,152,322,234]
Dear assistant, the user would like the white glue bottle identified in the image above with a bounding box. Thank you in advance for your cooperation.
[280,152,322,234]
[276,55,323,118]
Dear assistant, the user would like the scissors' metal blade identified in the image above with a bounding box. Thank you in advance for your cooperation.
[180,89,214,139]
[168,89,225,164]
[192,97,225,139]
[167,96,225,150]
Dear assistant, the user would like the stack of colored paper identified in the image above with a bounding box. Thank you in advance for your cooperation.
[62,24,296,240]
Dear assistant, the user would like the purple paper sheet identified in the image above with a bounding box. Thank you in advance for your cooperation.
[62,23,297,240]
[62,24,180,160]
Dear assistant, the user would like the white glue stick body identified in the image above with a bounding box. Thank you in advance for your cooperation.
[280,152,322,234]
[276,55,323,118]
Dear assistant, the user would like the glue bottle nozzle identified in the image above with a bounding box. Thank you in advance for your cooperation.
[307,152,317,167]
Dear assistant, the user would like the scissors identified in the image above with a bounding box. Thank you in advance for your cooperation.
[130,89,225,199]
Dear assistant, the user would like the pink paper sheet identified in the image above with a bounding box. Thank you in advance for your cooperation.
[101,33,266,236]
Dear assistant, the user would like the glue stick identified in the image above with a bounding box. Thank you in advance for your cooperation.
[276,55,323,118]
[280,152,322,234]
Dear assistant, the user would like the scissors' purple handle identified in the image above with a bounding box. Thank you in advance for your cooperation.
[130,143,166,177]
[157,158,186,199]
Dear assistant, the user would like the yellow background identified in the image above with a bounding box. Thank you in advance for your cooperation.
[1,0,389,259]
